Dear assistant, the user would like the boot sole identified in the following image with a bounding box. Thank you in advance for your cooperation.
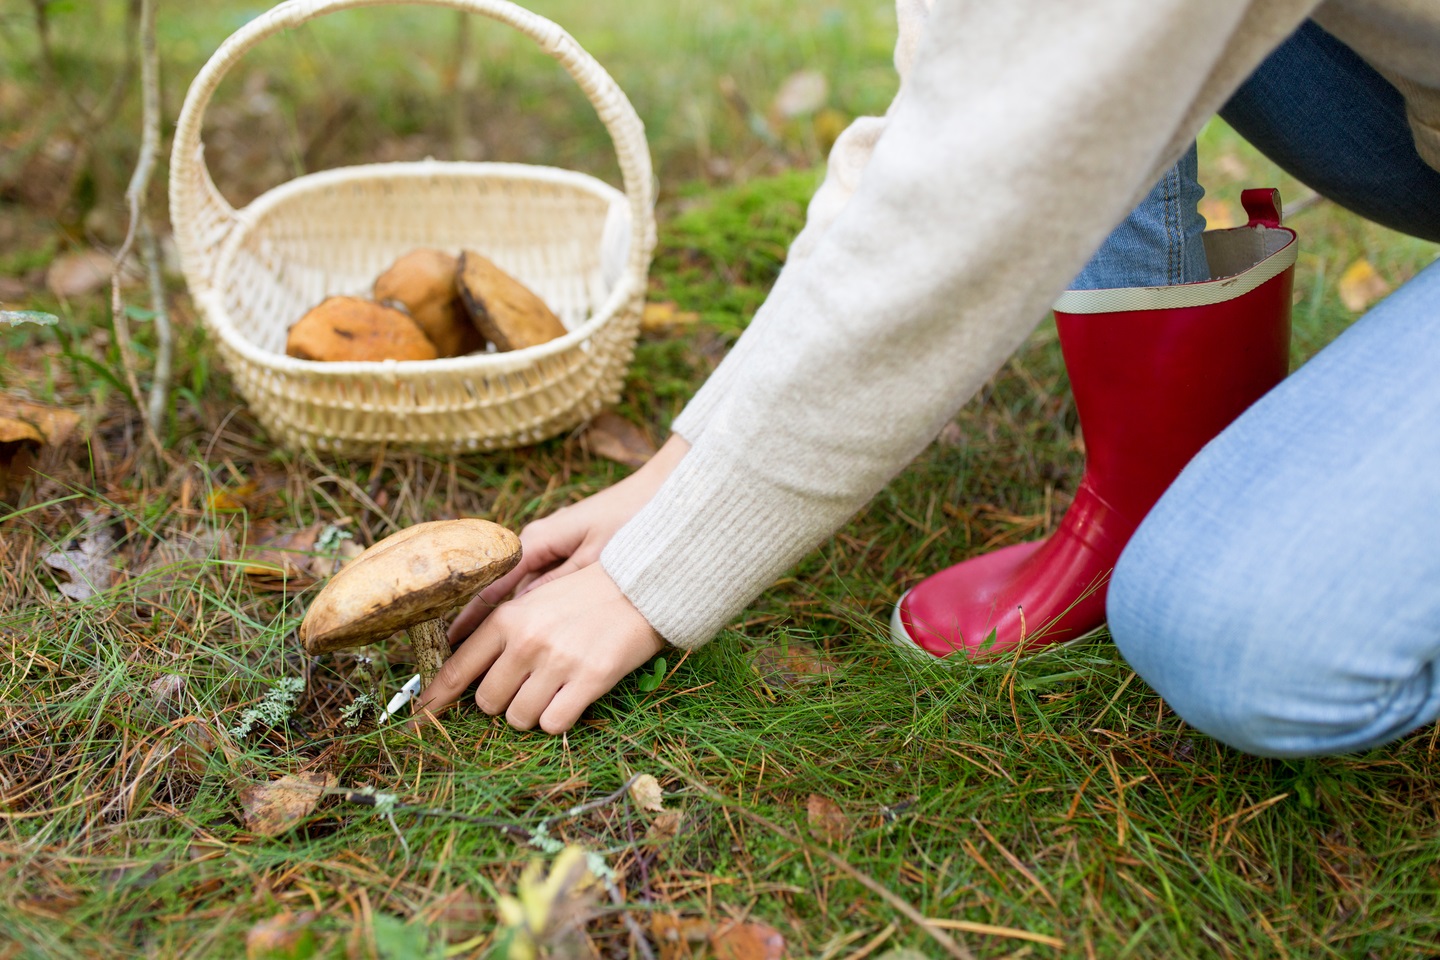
[888,589,1103,669]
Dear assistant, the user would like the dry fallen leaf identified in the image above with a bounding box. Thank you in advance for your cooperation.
[207,481,260,513]
[651,914,714,960]
[712,921,786,960]
[582,411,656,468]
[237,771,335,837]
[0,396,83,494]
[495,846,601,960]
[43,528,117,601]
[0,416,43,452]
[641,300,701,334]
[806,794,850,845]
[646,810,685,844]
[771,69,828,119]
[1337,258,1391,312]
[246,909,317,959]
[0,396,82,447]
[171,724,218,778]
[629,773,665,812]
[45,249,139,299]
[752,642,838,691]
[241,522,323,588]
[310,537,363,579]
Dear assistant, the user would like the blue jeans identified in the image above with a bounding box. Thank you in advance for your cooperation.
[1084,21,1440,757]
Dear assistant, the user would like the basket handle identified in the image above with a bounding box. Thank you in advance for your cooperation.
[168,0,656,296]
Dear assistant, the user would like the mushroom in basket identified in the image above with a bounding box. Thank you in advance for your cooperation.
[299,519,521,701]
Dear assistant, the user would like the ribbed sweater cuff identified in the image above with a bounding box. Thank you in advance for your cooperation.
[600,440,844,650]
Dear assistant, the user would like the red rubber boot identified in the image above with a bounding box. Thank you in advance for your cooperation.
[892,189,1297,662]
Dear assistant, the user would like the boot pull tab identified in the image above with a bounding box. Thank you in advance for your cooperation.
[1241,188,1283,228]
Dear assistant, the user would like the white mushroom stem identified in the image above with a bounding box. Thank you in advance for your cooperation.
[408,618,450,688]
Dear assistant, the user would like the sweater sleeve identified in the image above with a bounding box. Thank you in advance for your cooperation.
[672,0,933,443]
[606,0,1316,649]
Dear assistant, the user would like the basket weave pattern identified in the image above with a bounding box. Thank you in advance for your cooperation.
[170,0,656,454]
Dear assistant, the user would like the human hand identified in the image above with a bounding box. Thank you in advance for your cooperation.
[447,434,691,645]
[416,563,666,733]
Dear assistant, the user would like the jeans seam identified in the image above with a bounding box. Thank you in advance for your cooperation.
[1165,166,1180,285]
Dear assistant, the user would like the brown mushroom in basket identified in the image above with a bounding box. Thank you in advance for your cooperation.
[373,249,485,358]
[457,250,568,351]
[286,296,438,362]
[299,519,521,690]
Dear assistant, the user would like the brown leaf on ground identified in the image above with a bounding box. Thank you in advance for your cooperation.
[237,771,335,837]
[582,411,656,468]
[646,810,685,844]
[246,909,317,959]
[1337,258,1391,312]
[806,794,850,845]
[207,481,260,513]
[650,914,713,960]
[0,416,43,451]
[0,396,83,488]
[751,642,837,691]
[42,527,116,601]
[641,300,700,334]
[0,401,81,495]
[712,921,786,960]
[241,522,324,588]
[630,773,666,812]
[310,537,363,579]
[171,724,218,778]
[45,249,139,299]
[771,69,828,119]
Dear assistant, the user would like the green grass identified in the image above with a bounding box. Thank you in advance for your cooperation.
[4,2,1440,958]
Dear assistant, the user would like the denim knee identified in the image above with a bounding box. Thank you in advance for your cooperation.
[1106,528,1298,757]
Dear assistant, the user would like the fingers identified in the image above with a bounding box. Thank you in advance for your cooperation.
[537,682,607,734]
[474,641,532,718]
[503,673,559,730]
[415,622,505,717]
[514,557,581,599]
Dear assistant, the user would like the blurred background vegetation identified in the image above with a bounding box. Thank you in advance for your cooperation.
[0,0,895,253]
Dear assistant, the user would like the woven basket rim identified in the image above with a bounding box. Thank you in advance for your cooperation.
[206,159,639,378]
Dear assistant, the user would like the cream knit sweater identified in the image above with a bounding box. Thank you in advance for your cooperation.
[601,0,1440,650]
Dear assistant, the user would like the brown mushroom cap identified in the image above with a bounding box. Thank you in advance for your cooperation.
[286,296,439,363]
[299,519,521,654]
[456,251,568,351]
[373,249,485,358]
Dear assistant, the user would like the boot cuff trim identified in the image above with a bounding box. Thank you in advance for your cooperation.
[1054,224,1296,315]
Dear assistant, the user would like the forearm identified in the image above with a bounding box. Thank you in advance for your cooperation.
[607,0,1316,649]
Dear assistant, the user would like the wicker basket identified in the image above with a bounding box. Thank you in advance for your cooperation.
[169,0,656,454]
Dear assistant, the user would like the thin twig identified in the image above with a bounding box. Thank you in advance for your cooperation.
[607,881,657,960]
[141,220,171,430]
[109,0,165,454]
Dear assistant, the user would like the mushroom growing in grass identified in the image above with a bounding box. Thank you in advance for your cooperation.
[299,519,521,691]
